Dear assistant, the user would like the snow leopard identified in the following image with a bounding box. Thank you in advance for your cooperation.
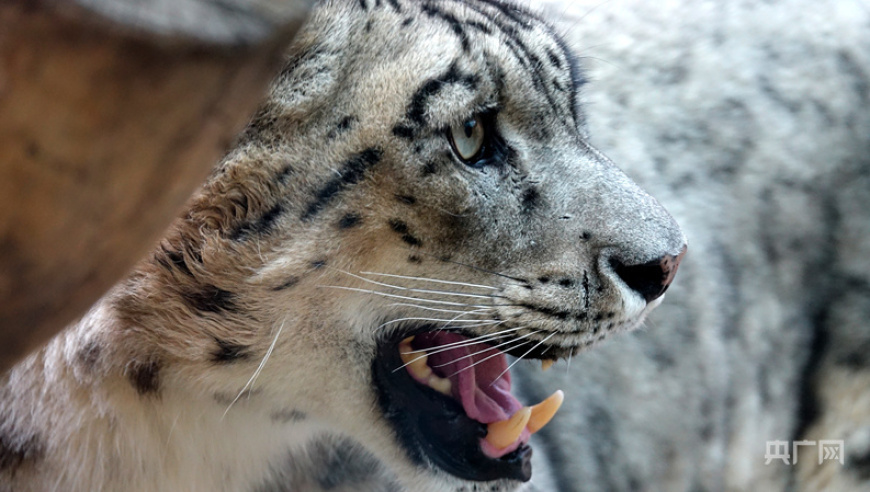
[0,0,688,491]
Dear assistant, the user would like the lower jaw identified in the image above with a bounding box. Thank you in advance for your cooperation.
[371,328,535,483]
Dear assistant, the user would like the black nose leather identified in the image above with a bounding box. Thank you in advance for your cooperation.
[610,245,687,303]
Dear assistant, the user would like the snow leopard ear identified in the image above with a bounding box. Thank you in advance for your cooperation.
[0,0,313,373]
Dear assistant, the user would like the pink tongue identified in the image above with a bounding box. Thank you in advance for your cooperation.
[416,332,523,424]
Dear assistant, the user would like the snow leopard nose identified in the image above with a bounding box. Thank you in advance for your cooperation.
[609,245,687,303]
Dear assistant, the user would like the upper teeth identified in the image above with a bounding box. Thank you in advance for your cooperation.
[526,389,564,433]
[399,336,450,395]
[397,335,565,451]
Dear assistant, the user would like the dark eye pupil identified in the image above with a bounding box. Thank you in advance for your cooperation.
[463,120,476,138]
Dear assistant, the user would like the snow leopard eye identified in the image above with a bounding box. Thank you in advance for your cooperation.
[449,115,485,163]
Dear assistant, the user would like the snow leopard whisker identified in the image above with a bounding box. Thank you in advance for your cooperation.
[387,303,495,315]
[221,318,285,420]
[403,325,526,356]
[360,272,500,291]
[430,331,540,369]
[317,285,492,309]
[420,307,501,330]
[491,332,557,385]
[338,269,505,300]
[447,333,542,379]
[395,326,518,372]
[378,317,503,330]
[394,326,525,371]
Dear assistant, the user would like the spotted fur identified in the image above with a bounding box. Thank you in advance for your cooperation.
[0,0,693,491]
[7,0,867,490]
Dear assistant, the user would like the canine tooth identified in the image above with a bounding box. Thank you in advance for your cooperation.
[399,337,432,379]
[407,353,432,379]
[528,390,564,434]
[541,359,555,371]
[485,407,532,450]
[427,374,452,395]
[399,337,415,362]
[399,347,414,365]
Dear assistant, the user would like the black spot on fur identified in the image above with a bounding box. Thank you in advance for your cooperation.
[183,284,237,314]
[422,6,469,52]
[402,235,422,246]
[402,17,413,27]
[232,202,285,240]
[211,339,250,364]
[538,277,550,284]
[520,186,541,212]
[546,48,562,69]
[581,273,591,308]
[77,340,101,370]
[477,0,533,27]
[408,255,422,264]
[156,246,194,278]
[273,277,300,291]
[0,427,43,473]
[422,160,440,176]
[311,442,382,490]
[392,124,415,139]
[386,0,400,12]
[327,116,356,140]
[256,437,398,492]
[517,302,587,322]
[388,219,422,246]
[276,165,294,183]
[580,231,592,241]
[301,148,383,220]
[405,63,477,126]
[338,214,362,229]
[558,278,574,287]
[394,194,416,205]
[129,360,160,396]
[271,409,307,424]
[466,20,492,35]
[311,259,327,269]
[388,219,410,235]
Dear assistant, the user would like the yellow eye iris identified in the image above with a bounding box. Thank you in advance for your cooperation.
[449,115,485,162]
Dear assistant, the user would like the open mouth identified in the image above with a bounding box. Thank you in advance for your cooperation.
[372,327,565,483]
